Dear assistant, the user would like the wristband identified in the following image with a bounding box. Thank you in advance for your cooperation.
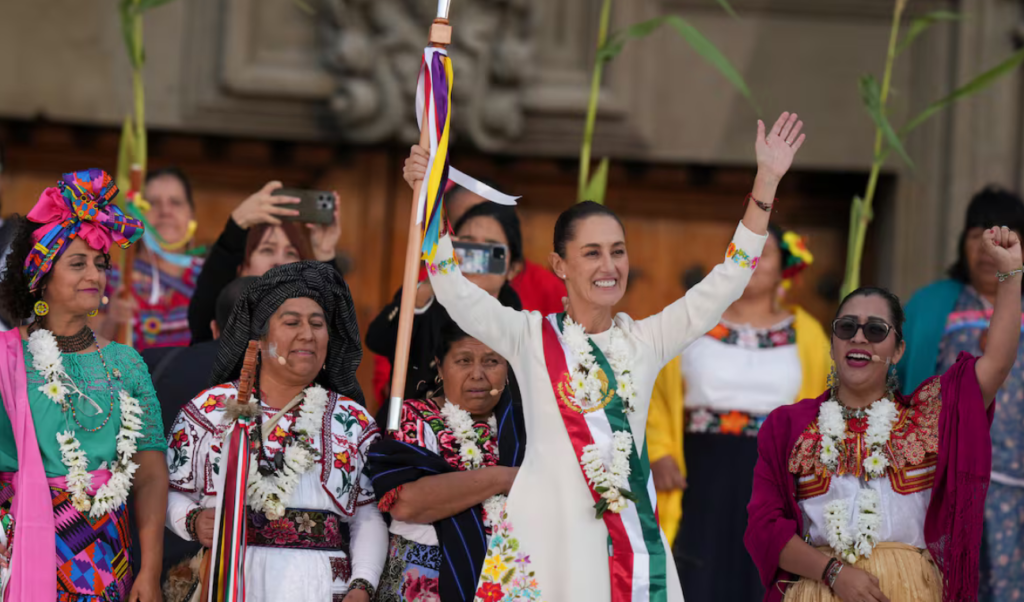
[185,506,204,542]
[744,193,775,213]
[997,266,1024,282]
[824,558,845,590]
[348,578,375,599]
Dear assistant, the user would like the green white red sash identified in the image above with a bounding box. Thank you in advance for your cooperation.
[541,313,667,602]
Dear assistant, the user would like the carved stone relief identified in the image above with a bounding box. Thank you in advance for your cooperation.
[319,0,534,150]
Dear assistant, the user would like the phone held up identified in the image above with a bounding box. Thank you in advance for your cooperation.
[454,241,508,275]
[271,188,336,225]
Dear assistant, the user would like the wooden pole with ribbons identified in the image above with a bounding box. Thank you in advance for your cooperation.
[386,1,453,432]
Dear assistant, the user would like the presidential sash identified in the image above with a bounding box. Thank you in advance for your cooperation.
[540,314,667,602]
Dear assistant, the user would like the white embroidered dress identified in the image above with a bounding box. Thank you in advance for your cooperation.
[426,223,766,602]
[165,383,388,600]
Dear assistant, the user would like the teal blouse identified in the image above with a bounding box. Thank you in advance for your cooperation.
[0,340,166,477]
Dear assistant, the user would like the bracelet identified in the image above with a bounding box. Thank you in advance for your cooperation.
[821,557,838,583]
[185,506,204,542]
[825,559,845,590]
[348,578,375,599]
[744,193,776,213]
[997,266,1024,282]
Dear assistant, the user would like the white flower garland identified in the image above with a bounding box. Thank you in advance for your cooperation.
[29,329,143,519]
[245,384,328,520]
[581,431,636,516]
[817,398,898,479]
[561,316,637,415]
[439,400,506,526]
[823,489,883,563]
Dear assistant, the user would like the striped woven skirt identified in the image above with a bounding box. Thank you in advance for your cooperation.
[0,481,134,602]
[782,543,941,602]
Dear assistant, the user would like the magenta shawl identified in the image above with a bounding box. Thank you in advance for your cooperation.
[744,353,992,602]
[0,328,55,601]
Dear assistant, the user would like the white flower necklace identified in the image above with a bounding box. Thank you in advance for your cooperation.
[28,329,144,519]
[817,398,899,479]
[582,431,637,518]
[823,489,883,563]
[245,384,328,520]
[561,316,637,415]
[439,400,507,526]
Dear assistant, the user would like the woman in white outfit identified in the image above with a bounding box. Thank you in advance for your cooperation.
[164,261,388,601]
[401,112,807,602]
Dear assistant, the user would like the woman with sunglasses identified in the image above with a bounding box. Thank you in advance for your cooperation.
[746,226,1022,602]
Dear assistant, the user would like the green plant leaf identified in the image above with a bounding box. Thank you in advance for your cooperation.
[859,75,913,168]
[138,0,178,12]
[115,116,136,197]
[896,10,960,55]
[118,0,137,69]
[713,0,738,19]
[582,158,610,205]
[600,16,757,114]
[904,46,1024,135]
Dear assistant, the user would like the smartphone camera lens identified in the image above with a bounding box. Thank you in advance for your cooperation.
[493,247,506,260]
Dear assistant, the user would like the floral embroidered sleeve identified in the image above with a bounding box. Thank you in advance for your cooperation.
[165,386,224,540]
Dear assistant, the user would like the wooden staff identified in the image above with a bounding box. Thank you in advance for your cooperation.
[199,340,261,601]
[115,164,143,346]
[386,3,453,432]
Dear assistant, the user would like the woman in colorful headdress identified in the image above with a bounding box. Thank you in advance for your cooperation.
[99,167,205,351]
[0,168,169,601]
[645,223,829,601]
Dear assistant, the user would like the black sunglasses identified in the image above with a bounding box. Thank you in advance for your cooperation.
[831,318,893,344]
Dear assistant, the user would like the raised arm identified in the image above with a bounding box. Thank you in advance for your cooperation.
[403,146,531,360]
[633,113,805,363]
[974,227,1023,405]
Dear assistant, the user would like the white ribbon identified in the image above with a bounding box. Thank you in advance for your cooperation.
[414,47,519,227]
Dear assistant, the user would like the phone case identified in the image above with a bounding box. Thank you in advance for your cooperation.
[271,188,335,225]
[453,241,507,275]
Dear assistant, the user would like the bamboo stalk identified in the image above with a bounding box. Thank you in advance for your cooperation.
[840,0,906,299]
[386,17,453,432]
[577,0,613,202]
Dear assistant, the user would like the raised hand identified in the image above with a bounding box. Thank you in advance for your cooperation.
[755,112,805,183]
[403,145,430,190]
[308,191,341,262]
[231,181,300,229]
[981,226,1023,274]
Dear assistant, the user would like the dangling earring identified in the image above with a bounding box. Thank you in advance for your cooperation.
[887,365,899,396]
[88,309,99,318]
[827,364,839,395]
[34,300,49,317]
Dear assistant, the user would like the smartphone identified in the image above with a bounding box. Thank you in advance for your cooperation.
[454,241,507,275]
[271,188,336,225]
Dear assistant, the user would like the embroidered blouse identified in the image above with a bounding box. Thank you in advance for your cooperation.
[0,340,166,476]
[681,316,802,417]
[383,398,500,547]
[788,379,942,550]
[165,383,386,595]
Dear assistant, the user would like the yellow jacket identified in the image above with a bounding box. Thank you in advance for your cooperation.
[645,306,830,545]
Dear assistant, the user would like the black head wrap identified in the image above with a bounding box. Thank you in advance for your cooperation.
[210,261,364,404]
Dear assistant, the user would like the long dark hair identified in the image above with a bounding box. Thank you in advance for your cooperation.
[553,201,624,257]
[948,186,1024,283]
[0,216,38,325]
